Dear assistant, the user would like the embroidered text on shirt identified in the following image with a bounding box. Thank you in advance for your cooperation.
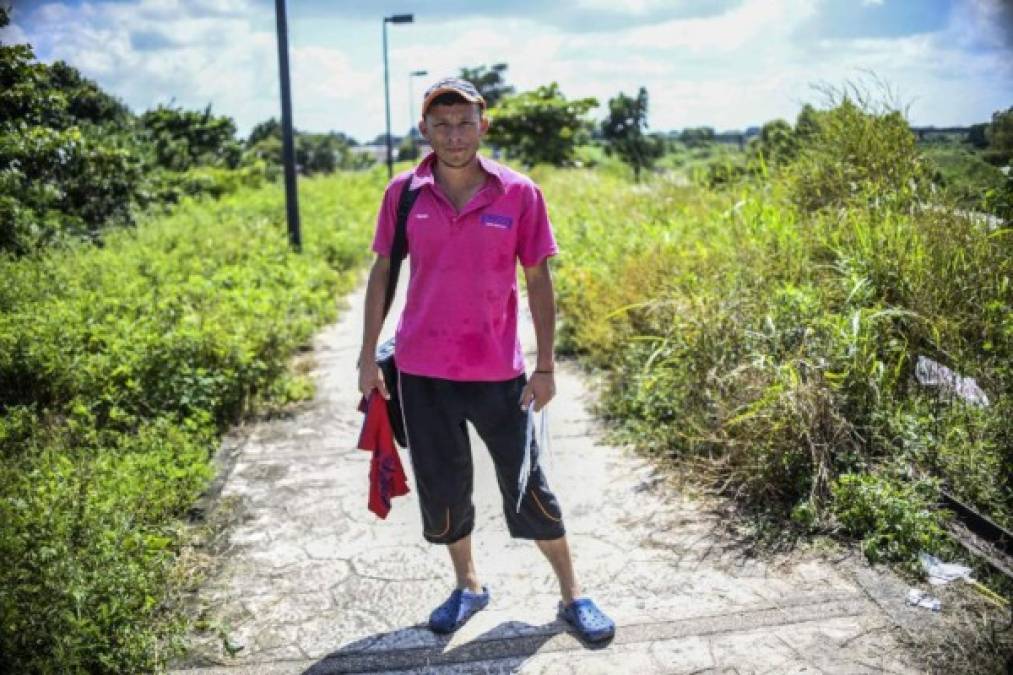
[481,213,513,229]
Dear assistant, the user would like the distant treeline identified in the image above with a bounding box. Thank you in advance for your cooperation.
[5,20,1010,259]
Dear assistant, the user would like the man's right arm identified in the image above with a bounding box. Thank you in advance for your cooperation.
[357,255,391,399]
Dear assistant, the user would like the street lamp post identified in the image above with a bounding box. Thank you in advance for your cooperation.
[409,69,428,136]
[382,13,413,179]
[274,0,300,251]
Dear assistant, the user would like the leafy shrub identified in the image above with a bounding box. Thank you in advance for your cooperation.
[831,473,952,566]
[705,158,748,187]
[784,97,930,212]
[920,142,1006,209]
[983,170,1013,222]
[982,107,1013,167]
[0,120,146,253]
[0,416,214,673]
[0,168,382,672]
[0,21,273,257]
[138,104,243,172]
[545,95,1011,555]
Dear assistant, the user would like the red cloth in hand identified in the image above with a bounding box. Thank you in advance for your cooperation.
[357,392,409,519]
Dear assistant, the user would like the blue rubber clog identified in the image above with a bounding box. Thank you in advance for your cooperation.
[428,586,491,634]
[558,597,616,643]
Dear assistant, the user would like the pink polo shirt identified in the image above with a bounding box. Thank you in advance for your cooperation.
[372,152,558,382]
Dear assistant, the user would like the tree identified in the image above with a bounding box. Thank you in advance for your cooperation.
[0,9,275,255]
[138,103,242,171]
[370,132,400,147]
[398,134,419,162]
[679,126,715,147]
[295,134,337,175]
[967,122,989,149]
[245,122,365,175]
[600,87,663,181]
[0,13,143,254]
[984,107,1013,166]
[458,63,515,109]
[755,118,797,164]
[795,104,820,143]
[246,117,282,147]
[485,83,597,167]
[47,60,131,127]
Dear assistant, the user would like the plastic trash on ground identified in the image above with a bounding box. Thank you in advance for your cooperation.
[918,551,1010,609]
[915,356,990,407]
[907,588,942,611]
[919,551,973,585]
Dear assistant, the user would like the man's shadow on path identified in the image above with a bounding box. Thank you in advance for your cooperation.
[301,618,610,674]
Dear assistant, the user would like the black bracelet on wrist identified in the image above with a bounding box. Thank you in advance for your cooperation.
[534,369,554,374]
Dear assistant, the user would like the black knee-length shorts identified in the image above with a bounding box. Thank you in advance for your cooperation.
[398,371,566,545]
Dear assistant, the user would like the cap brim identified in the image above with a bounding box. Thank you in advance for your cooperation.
[422,87,486,115]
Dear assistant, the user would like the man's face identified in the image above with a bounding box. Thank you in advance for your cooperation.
[420,102,488,169]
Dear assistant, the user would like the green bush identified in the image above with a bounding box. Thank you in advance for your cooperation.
[0,123,145,253]
[784,98,930,212]
[920,142,1006,209]
[0,22,274,257]
[984,170,1013,222]
[0,168,383,672]
[0,417,214,673]
[831,473,952,567]
[138,104,242,172]
[545,96,1011,553]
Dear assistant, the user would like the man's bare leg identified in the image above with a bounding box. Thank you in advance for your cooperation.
[447,534,580,602]
[447,534,483,593]
[536,535,581,604]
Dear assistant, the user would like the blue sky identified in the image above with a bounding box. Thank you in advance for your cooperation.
[2,0,1011,142]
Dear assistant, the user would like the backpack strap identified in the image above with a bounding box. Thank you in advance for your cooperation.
[382,178,421,320]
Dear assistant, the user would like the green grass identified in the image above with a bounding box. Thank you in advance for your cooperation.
[920,141,1006,208]
[0,168,385,673]
[539,102,1012,564]
[3,104,1011,672]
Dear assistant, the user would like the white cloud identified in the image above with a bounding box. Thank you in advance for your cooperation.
[10,0,286,135]
[188,0,250,16]
[621,0,813,54]
[574,0,689,15]
[947,0,1013,53]
[7,0,1011,140]
[0,21,29,45]
[287,44,380,134]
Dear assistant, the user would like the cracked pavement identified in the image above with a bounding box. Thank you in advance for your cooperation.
[171,278,931,674]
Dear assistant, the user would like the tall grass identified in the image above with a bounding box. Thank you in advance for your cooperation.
[2,103,1008,670]
[0,169,384,672]
[542,100,1011,569]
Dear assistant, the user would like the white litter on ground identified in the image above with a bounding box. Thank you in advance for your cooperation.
[915,356,990,407]
[919,552,973,585]
[907,588,942,612]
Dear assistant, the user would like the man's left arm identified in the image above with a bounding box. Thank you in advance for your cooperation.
[520,258,556,412]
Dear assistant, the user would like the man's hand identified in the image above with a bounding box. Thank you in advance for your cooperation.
[519,371,555,412]
[358,358,391,400]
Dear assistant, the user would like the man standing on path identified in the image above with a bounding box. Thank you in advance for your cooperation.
[357,77,614,643]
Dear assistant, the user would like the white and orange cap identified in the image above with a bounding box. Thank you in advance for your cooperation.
[421,77,486,115]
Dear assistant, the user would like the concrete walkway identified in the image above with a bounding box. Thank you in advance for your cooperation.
[172,280,929,674]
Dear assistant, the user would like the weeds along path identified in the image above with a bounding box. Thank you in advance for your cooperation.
[172,277,928,674]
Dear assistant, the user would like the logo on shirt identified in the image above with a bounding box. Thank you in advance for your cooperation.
[481,213,513,230]
[414,212,430,219]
